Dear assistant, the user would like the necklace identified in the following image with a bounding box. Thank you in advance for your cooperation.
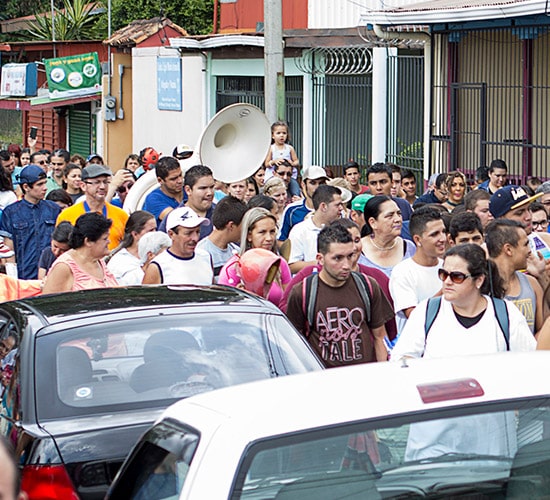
[446,199,462,207]
[369,235,398,251]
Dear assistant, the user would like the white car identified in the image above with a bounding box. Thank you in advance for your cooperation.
[107,352,550,499]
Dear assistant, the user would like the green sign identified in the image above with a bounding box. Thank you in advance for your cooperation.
[44,52,101,99]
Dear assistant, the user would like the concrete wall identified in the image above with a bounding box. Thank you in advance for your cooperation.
[131,46,206,157]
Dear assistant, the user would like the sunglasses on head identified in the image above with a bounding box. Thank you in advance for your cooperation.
[117,183,134,193]
[438,268,473,284]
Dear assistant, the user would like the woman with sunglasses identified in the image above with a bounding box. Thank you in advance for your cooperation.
[391,243,535,361]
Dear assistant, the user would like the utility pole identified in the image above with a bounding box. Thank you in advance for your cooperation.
[264,0,285,122]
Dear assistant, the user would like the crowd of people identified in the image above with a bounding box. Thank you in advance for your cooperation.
[1,124,550,371]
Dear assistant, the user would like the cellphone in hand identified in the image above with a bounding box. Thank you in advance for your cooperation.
[29,126,38,139]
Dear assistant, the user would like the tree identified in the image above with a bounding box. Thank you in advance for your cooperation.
[25,0,105,41]
[111,0,213,35]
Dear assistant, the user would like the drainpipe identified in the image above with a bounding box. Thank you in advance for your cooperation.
[373,24,431,183]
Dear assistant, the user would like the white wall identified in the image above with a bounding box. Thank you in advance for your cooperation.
[308,0,422,29]
[131,46,206,154]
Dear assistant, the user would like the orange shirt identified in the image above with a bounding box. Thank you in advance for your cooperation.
[56,202,129,251]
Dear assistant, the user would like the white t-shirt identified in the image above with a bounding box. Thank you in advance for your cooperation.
[389,257,442,334]
[287,217,323,265]
[107,248,143,286]
[0,190,17,210]
[391,295,536,361]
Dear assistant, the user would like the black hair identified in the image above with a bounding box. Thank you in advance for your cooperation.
[343,161,360,174]
[52,221,73,243]
[274,160,292,173]
[361,195,393,236]
[475,166,489,182]
[247,177,259,197]
[489,159,507,172]
[184,165,213,189]
[270,121,291,143]
[211,195,248,229]
[120,211,155,249]
[445,243,505,298]
[51,148,70,162]
[46,189,73,207]
[317,223,352,254]
[30,151,46,163]
[155,156,181,181]
[70,213,112,248]
[401,169,417,181]
[530,201,546,214]
[312,184,341,211]
[0,150,10,162]
[449,212,483,241]
[366,162,392,180]
[0,162,13,191]
[409,205,445,237]
[435,173,447,190]
[485,219,525,258]
[124,154,139,168]
[247,194,276,212]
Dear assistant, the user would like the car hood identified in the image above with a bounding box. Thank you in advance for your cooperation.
[40,408,163,463]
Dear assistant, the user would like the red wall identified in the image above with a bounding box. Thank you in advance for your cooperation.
[219,0,307,33]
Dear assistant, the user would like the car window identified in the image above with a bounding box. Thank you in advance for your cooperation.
[108,422,199,500]
[36,313,288,419]
[231,398,550,499]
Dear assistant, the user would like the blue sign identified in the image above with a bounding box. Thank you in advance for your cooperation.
[157,57,182,111]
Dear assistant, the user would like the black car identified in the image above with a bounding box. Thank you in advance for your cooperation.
[0,285,322,499]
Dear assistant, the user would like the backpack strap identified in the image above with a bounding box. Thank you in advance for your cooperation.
[424,297,442,339]
[491,297,510,351]
[302,273,319,337]
[350,271,372,325]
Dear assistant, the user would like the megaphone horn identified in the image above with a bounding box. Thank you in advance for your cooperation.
[124,103,271,213]
[199,103,271,183]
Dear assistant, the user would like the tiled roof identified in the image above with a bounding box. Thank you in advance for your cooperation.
[105,17,188,47]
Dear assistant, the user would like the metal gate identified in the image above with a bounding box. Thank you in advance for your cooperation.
[216,76,303,162]
[430,29,550,183]
[386,52,424,179]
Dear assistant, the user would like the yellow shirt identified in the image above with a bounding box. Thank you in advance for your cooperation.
[56,202,129,251]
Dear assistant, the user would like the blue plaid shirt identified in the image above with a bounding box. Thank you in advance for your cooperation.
[0,199,61,279]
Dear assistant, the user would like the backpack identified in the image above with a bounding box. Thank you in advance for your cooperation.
[424,296,510,351]
[301,271,373,337]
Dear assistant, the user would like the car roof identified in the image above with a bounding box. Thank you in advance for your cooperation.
[162,352,550,438]
[3,285,274,325]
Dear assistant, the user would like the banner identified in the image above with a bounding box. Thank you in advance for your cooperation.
[44,52,101,99]
[157,57,182,111]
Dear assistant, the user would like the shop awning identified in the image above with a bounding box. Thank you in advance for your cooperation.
[0,91,101,110]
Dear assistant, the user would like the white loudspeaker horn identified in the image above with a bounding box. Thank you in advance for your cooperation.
[199,103,271,183]
[124,103,271,213]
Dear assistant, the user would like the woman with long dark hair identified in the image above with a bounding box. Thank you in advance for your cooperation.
[107,211,156,285]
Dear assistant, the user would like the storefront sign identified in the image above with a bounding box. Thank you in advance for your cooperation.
[44,52,101,99]
[0,63,38,97]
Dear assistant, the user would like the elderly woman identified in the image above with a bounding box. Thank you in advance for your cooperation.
[360,195,415,278]
[43,213,118,293]
[218,207,291,308]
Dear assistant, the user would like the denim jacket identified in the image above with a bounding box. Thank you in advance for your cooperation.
[0,199,61,279]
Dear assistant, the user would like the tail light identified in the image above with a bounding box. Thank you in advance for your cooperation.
[21,465,79,500]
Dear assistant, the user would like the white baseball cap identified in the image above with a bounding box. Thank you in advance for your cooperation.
[166,207,210,231]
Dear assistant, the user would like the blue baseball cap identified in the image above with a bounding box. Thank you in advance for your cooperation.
[17,164,46,185]
[489,185,542,218]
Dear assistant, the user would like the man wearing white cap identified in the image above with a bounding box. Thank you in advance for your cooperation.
[278,166,328,243]
[142,207,214,285]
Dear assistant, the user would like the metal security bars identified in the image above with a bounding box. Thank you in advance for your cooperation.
[386,52,424,180]
[430,28,550,183]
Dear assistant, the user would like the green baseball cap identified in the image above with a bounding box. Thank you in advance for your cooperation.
[351,193,373,212]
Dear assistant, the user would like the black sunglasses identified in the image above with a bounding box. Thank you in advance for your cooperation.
[438,268,473,284]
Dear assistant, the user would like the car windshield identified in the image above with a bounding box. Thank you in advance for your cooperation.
[232,398,550,499]
[36,312,318,419]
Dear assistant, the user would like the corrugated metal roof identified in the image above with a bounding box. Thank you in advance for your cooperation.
[105,17,188,47]
[361,0,548,25]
